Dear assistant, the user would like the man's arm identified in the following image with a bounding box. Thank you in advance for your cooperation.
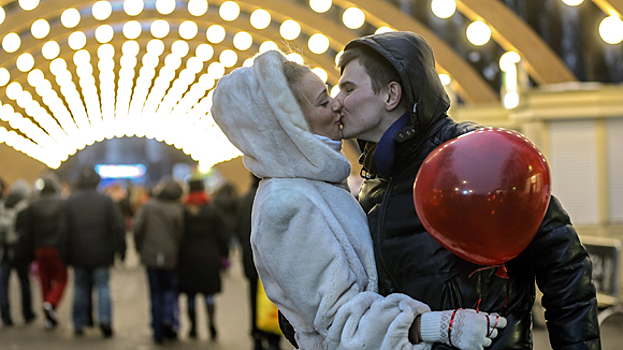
[528,196,601,350]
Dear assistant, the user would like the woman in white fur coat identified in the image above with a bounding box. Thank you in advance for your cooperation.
[211,50,505,350]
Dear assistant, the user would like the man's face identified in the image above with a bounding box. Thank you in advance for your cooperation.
[335,58,387,142]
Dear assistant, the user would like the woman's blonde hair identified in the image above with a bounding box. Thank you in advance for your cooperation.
[282,60,312,105]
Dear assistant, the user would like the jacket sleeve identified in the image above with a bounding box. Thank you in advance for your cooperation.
[109,200,127,257]
[528,196,601,350]
[252,189,431,350]
[133,206,145,252]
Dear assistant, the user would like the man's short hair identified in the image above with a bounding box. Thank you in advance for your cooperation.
[337,44,403,96]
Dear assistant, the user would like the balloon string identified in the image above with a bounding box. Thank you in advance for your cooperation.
[476,298,482,312]
[468,264,509,279]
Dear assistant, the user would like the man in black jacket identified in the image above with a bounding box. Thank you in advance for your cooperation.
[331,31,601,350]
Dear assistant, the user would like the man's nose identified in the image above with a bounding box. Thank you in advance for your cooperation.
[331,97,343,112]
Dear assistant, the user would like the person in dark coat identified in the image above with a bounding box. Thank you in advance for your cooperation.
[332,31,600,350]
[0,180,35,327]
[133,177,184,344]
[59,167,126,337]
[235,174,282,350]
[177,178,229,341]
[20,177,67,329]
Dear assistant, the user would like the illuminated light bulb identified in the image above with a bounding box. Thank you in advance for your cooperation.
[207,62,225,79]
[95,25,114,43]
[250,9,271,29]
[122,40,140,56]
[68,31,87,50]
[16,53,35,72]
[562,0,583,5]
[312,67,328,83]
[171,40,189,57]
[179,20,198,39]
[343,7,365,29]
[27,69,44,86]
[49,58,67,75]
[151,19,170,38]
[206,25,226,44]
[431,0,456,19]
[286,53,304,65]
[438,73,451,86]
[233,31,253,51]
[98,44,115,59]
[188,0,208,16]
[280,20,301,40]
[19,0,39,11]
[2,33,21,53]
[31,19,50,39]
[92,1,112,21]
[599,16,623,45]
[5,82,23,100]
[123,21,142,39]
[146,39,165,55]
[219,49,238,68]
[219,1,240,21]
[259,41,278,53]
[195,44,214,61]
[73,50,90,66]
[243,58,254,67]
[0,68,10,87]
[308,33,330,54]
[186,57,204,73]
[124,0,143,16]
[466,20,491,46]
[330,85,339,98]
[503,91,520,109]
[0,6,5,26]
[375,26,394,34]
[156,0,175,15]
[310,0,331,13]
[499,51,521,72]
[61,8,80,28]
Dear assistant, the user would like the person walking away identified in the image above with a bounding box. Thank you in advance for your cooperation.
[178,178,229,341]
[59,167,126,337]
[0,179,36,327]
[133,177,184,344]
[20,177,67,329]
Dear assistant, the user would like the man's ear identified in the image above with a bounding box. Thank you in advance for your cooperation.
[385,81,402,112]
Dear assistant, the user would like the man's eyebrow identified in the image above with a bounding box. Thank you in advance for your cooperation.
[339,80,354,89]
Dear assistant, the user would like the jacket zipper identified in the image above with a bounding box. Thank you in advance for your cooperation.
[375,177,401,294]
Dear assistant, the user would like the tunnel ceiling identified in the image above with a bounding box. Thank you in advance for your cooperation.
[0,0,621,169]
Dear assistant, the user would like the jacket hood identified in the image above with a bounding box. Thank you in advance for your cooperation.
[155,178,183,201]
[211,50,350,183]
[345,32,450,138]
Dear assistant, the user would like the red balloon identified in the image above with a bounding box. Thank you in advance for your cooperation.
[413,128,551,266]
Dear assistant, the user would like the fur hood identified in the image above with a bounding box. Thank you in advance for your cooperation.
[211,50,350,183]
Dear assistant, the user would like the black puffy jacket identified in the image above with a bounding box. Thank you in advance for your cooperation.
[350,32,601,350]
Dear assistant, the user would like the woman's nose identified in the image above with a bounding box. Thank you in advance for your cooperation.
[331,98,343,112]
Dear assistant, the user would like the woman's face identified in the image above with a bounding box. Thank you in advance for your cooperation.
[294,72,343,141]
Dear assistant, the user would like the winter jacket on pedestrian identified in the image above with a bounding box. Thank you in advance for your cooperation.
[351,32,600,350]
[133,180,184,269]
[60,189,126,268]
[21,192,65,249]
[177,193,228,295]
[0,181,31,264]
[212,50,431,350]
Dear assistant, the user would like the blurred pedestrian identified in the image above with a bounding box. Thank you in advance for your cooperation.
[178,178,229,341]
[212,182,238,249]
[236,174,282,350]
[133,177,184,344]
[0,179,36,327]
[59,167,126,337]
[20,177,67,329]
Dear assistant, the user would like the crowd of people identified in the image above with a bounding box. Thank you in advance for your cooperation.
[0,170,280,348]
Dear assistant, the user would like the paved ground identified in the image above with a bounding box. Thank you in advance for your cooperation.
[1,244,622,350]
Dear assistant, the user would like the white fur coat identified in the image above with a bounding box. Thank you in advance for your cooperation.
[211,50,431,350]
